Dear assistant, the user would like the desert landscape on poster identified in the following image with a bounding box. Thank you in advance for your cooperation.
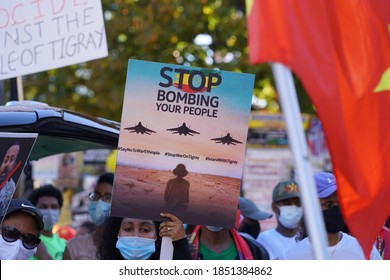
[111,164,241,227]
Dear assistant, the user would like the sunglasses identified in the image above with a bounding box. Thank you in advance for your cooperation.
[88,192,112,203]
[1,226,41,249]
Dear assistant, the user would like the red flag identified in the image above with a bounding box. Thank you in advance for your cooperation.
[247,0,390,258]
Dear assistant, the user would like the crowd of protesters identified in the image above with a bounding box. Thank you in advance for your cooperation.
[0,170,387,260]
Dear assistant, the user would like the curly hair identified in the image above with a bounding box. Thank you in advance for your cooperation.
[27,184,63,208]
[97,216,161,260]
[97,173,114,186]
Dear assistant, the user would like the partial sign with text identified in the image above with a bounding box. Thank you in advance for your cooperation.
[0,0,108,80]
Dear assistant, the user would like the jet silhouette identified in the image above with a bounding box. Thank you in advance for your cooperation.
[211,133,242,145]
[124,122,156,135]
[166,122,200,136]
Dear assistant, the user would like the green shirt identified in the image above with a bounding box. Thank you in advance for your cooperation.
[29,233,66,260]
[199,241,238,260]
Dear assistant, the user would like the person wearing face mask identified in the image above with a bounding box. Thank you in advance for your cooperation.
[97,213,191,260]
[62,172,114,260]
[238,197,273,240]
[0,199,43,260]
[280,172,382,260]
[87,183,112,226]
[256,179,303,260]
[188,209,270,260]
[27,184,66,260]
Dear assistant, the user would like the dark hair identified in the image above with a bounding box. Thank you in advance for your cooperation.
[295,218,308,242]
[79,221,95,233]
[28,184,63,208]
[97,216,161,260]
[97,173,114,185]
[385,216,390,229]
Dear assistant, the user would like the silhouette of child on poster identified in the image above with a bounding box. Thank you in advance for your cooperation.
[164,163,190,214]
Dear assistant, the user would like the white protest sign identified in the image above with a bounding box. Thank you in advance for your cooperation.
[0,0,108,80]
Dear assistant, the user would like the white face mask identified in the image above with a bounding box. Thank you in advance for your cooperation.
[0,237,37,260]
[40,209,61,230]
[277,205,303,229]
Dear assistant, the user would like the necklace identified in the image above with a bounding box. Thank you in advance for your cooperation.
[330,232,341,258]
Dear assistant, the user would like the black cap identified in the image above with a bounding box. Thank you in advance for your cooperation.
[2,199,44,230]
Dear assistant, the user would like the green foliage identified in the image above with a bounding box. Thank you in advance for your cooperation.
[21,0,314,121]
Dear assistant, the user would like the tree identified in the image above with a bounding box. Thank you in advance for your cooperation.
[19,0,313,121]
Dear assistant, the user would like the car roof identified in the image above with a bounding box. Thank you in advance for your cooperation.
[0,100,119,160]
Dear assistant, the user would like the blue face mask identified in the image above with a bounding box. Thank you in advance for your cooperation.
[40,208,61,230]
[87,200,111,225]
[116,236,156,260]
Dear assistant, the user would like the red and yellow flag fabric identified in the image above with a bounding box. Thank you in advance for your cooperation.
[247,0,390,258]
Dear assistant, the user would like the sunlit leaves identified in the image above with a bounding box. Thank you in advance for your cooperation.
[20,0,313,122]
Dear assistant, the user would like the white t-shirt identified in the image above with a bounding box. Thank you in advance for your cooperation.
[280,231,382,260]
[256,228,299,260]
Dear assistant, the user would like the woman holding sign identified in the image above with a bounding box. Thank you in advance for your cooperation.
[97,212,191,260]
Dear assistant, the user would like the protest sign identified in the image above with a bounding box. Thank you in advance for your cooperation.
[0,132,37,223]
[111,59,254,227]
[0,0,107,80]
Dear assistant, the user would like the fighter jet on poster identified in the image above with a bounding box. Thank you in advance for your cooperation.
[166,122,200,136]
[124,122,156,135]
[211,133,242,145]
